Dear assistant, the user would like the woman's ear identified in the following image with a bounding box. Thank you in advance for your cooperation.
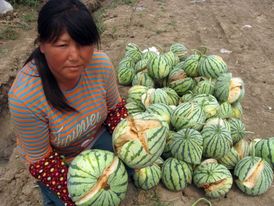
[39,44,45,54]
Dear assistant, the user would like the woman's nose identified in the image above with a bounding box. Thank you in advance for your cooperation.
[68,45,81,61]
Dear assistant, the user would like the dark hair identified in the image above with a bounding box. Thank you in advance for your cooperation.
[25,0,100,112]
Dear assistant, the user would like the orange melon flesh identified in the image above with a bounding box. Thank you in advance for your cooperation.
[228,78,243,103]
[76,157,119,205]
[241,160,264,188]
[114,116,162,154]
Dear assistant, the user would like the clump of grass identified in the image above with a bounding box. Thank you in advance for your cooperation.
[93,8,106,35]
[10,0,39,7]
[0,27,19,40]
[110,0,138,8]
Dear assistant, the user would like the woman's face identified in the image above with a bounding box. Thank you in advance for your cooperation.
[40,31,95,90]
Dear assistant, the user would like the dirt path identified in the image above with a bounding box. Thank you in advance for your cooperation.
[0,0,273,205]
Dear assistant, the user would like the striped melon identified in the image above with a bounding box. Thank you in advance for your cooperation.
[171,102,206,131]
[228,118,246,144]
[202,124,232,159]
[170,43,188,61]
[234,155,273,196]
[161,157,192,191]
[198,55,228,78]
[132,72,155,88]
[171,128,203,165]
[125,101,145,115]
[135,59,149,73]
[148,55,172,79]
[142,50,158,61]
[168,77,196,96]
[182,54,201,77]
[252,137,274,169]
[67,149,128,206]
[162,130,176,159]
[193,78,215,95]
[162,51,180,67]
[218,139,249,170]
[127,85,149,105]
[231,101,243,119]
[173,61,186,71]
[216,102,233,119]
[145,103,173,126]
[133,162,162,190]
[117,65,135,86]
[193,159,233,198]
[141,88,171,108]
[191,94,220,119]
[112,113,168,168]
[125,43,142,63]
[179,93,194,104]
[118,56,135,68]
[125,42,140,52]
[161,87,180,106]
[168,68,187,83]
[214,73,245,103]
[204,117,230,132]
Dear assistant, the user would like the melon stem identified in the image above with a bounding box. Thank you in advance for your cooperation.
[191,198,212,206]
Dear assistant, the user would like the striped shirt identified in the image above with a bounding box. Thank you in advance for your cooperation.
[8,51,121,163]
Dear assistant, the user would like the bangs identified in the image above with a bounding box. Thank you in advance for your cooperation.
[38,2,100,46]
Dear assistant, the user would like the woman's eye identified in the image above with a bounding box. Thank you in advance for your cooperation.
[56,44,67,47]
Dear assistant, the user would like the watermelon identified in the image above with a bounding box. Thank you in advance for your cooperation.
[132,71,155,88]
[252,137,274,169]
[193,78,215,95]
[193,159,233,198]
[127,85,149,105]
[191,94,220,119]
[161,157,192,191]
[148,55,172,79]
[117,65,135,86]
[218,139,249,170]
[141,88,171,108]
[145,103,173,126]
[67,149,128,206]
[171,102,206,131]
[170,43,188,61]
[202,124,232,159]
[133,162,162,190]
[198,55,228,78]
[112,113,168,168]
[231,101,243,119]
[171,128,203,165]
[214,73,245,103]
[135,59,149,73]
[234,155,273,196]
[182,54,201,77]
[228,118,246,144]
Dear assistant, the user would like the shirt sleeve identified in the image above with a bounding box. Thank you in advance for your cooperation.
[9,93,52,163]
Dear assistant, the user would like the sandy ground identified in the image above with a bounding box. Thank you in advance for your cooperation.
[0,0,274,205]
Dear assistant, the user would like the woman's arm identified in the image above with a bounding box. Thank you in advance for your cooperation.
[9,94,75,205]
[103,55,128,133]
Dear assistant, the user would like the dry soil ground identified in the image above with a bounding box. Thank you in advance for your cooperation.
[0,0,274,205]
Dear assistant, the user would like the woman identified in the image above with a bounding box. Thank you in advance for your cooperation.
[8,0,127,205]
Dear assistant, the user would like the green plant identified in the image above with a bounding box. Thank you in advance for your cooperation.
[0,27,19,40]
[10,0,39,7]
[93,9,106,34]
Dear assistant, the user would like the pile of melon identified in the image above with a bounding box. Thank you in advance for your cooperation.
[67,42,274,206]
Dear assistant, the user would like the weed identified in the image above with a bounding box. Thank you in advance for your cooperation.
[22,11,37,23]
[0,27,19,40]
[110,0,138,8]
[10,0,39,7]
[93,9,106,34]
